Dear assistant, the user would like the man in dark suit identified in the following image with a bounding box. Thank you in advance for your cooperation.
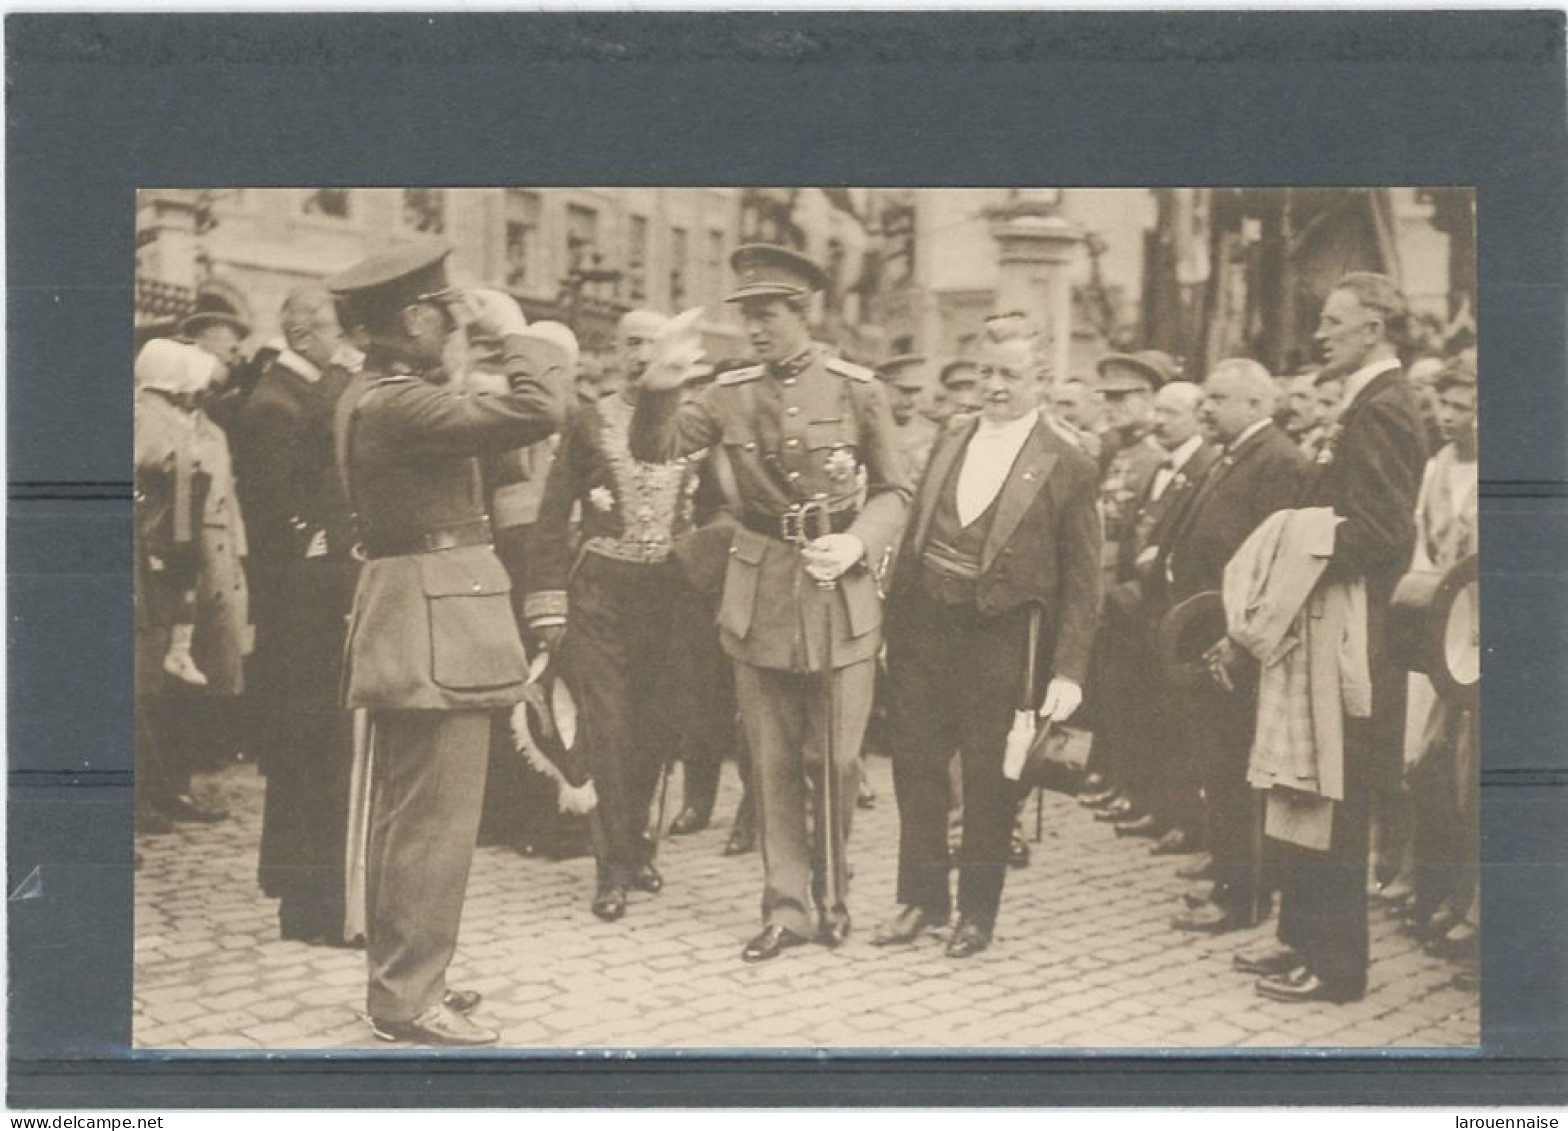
[232,286,361,946]
[1244,273,1427,1003]
[872,336,1101,958]
[1099,380,1219,852]
[1161,358,1306,934]
[329,246,569,1044]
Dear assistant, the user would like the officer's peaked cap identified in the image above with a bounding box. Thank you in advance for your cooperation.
[726,244,830,303]
[327,244,454,327]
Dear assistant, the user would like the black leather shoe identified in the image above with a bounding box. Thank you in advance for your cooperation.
[1182,882,1215,908]
[1093,797,1137,823]
[945,919,992,959]
[1113,813,1162,838]
[165,792,228,823]
[442,988,482,1014]
[723,823,756,857]
[591,885,627,922]
[742,925,810,963]
[371,1003,499,1046]
[1149,828,1199,856]
[1232,942,1304,976]
[1078,788,1119,809]
[668,808,709,837]
[1255,965,1359,1004]
[1171,904,1249,934]
[872,905,948,946]
[631,861,664,895]
[1176,854,1215,881]
[1008,827,1032,868]
[1078,772,1108,796]
[818,916,852,948]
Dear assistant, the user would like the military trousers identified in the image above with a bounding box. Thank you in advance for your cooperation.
[563,553,682,887]
[886,589,1030,934]
[732,658,873,937]
[364,708,490,1022]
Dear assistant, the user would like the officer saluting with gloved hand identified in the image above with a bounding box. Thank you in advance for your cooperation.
[328,245,570,1045]
[629,245,911,963]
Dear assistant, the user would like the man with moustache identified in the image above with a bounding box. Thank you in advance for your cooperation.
[1096,381,1218,851]
[1161,358,1307,935]
[232,285,363,946]
[328,245,569,1044]
[630,244,910,962]
[1240,273,1426,1003]
[872,335,1101,958]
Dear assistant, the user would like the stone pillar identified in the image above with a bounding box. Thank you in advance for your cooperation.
[989,204,1084,384]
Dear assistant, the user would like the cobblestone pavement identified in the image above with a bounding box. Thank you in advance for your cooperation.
[134,753,1478,1050]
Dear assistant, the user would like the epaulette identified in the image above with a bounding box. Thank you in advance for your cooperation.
[826,357,875,383]
[717,365,765,386]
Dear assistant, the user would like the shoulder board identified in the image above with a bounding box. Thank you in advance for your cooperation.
[717,365,764,386]
[369,373,420,387]
[825,357,875,383]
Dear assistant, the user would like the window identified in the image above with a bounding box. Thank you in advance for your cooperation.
[566,204,600,275]
[301,189,352,220]
[669,226,689,309]
[626,215,649,302]
[505,191,541,288]
[401,189,445,235]
[704,230,725,303]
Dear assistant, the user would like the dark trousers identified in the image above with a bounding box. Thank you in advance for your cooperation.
[887,590,1031,934]
[1093,600,1161,814]
[1150,676,1206,835]
[1187,671,1263,915]
[257,703,354,939]
[364,708,490,1021]
[732,659,873,936]
[1409,698,1478,920]
[563,553,681,887]
[1273,718,1372,999]
[668,579,749,821]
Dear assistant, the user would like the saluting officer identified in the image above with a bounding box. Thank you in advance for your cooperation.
[327,246,569,1045]
[630,245,912,962]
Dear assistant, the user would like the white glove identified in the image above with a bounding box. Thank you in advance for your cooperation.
[1038,677,1083,723]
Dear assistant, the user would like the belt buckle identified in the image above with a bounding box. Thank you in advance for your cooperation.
[780,507,805,545]
[798,498,830,543]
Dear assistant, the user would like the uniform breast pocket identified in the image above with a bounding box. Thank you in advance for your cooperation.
[719,527,769,640]
[418,550,526,691]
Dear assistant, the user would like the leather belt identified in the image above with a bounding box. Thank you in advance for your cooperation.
[361,518,493,559]
[740,500,858,546]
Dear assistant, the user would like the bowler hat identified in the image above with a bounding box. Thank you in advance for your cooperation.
[327,244,454,328]
[726,244,830,303]
[179,309,252,341]
[1096,349,1179,393]
[1158,590,1228,689]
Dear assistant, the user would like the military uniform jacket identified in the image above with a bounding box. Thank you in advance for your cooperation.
[892,412,1103,684]
[1099,426,1165,574]
[629,347,912,672]
[339,337,567,710]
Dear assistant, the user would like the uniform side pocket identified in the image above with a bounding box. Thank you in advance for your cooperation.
[838,568,883,640]
[419,550,527,692]
[719,527,768,640]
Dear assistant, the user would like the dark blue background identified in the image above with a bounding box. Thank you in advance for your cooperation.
[7,11,1566,1107]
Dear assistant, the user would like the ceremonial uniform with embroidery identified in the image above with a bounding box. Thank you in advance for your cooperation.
[630,345,911,939]
[526,392,704,892]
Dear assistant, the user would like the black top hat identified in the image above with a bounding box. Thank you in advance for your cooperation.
[726,243,830,303]
[326,244,454,328]
[1157,590,1228,690]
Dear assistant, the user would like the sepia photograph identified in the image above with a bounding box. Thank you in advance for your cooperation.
[131,185,1480,1051]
